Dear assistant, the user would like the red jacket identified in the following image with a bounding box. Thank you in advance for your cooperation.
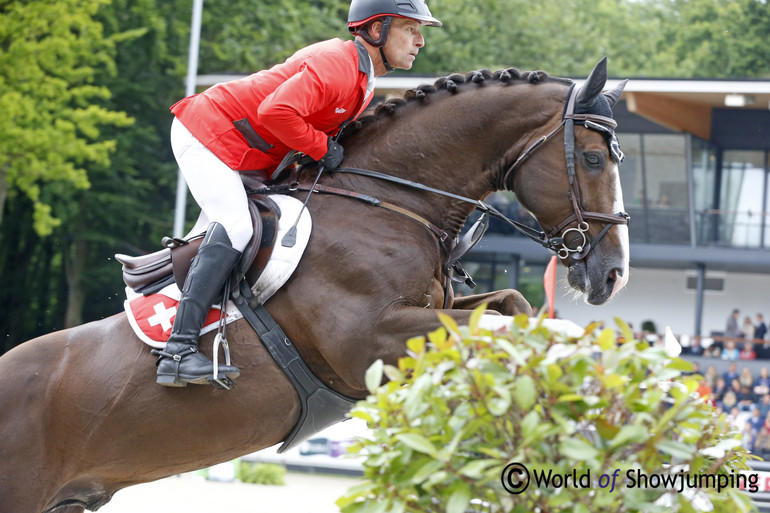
[171,39,375,174]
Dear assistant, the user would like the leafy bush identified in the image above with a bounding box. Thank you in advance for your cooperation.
[338,307,757,513]
[237,462,286,486]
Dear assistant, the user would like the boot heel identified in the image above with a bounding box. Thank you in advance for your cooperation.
[156,374,187,387]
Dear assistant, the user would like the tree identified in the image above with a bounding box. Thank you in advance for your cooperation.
[197,0,350,73]
[655,0,770,78]
[0,0,187,348]
[0,0,132,236]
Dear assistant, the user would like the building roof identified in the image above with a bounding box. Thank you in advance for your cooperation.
[198,74,770,140]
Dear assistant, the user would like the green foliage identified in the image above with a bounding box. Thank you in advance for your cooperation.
[650,0,770,79]
[0,0,132,236]
[407,0,769,78]
[339,308,758,513]
[198,0,350,73]
[237,462,287,486]
[0,0,189,344]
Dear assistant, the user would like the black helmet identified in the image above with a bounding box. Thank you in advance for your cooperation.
[347,0,442,31]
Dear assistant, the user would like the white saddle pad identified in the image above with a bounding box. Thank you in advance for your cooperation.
[124,195,312,348]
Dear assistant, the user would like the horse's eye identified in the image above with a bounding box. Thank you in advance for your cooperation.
[584,152,603,168]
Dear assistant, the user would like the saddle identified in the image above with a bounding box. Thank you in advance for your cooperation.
[116,179,280,295]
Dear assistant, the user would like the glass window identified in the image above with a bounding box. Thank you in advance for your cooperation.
[619,133,690,244]
[643,134,690,245]
[692,138,718,245]
[618,133,648,242]
[719,150,767,247]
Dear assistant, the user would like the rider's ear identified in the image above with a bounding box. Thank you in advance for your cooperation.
[368,20,383,40]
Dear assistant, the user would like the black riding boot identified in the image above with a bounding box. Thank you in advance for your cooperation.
[155,222,242,387]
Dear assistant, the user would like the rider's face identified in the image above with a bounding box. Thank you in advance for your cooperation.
[382,18,424,71]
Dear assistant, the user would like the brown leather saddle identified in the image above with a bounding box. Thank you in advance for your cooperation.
[116,182,280,295]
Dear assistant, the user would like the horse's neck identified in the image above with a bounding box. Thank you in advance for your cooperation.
[342,82,565,233]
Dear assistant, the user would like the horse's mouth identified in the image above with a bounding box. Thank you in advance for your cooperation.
[567,259,627,305]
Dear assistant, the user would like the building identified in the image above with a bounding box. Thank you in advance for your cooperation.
[198,73,770,339]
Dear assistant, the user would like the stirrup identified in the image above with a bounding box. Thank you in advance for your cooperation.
[209,333,237,390]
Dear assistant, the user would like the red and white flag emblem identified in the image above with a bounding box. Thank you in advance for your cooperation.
[124,285,242,348]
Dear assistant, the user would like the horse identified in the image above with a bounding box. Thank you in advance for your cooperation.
[0,58,629,513]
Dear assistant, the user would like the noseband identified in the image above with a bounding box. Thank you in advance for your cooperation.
[501,84,630,260]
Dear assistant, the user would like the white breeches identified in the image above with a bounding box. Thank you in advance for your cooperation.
[170,117,253,252]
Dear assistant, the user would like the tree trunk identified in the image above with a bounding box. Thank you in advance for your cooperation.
[0,163,8,229]
[64,229,87,328]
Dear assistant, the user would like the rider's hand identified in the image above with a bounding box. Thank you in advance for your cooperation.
[319,139,344,170]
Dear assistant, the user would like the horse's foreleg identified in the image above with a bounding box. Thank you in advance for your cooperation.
[451,289,532,316]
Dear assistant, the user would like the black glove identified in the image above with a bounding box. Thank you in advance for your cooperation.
[319,139,344,170]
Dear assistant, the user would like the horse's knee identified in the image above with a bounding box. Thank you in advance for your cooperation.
[493,290,532,317]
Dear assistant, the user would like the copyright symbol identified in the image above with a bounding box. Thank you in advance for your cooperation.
[501,462,530,494]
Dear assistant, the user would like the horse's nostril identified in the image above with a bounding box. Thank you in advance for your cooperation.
[607,268,618,287]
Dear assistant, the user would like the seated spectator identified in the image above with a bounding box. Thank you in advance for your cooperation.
[758,394,770,419]
[737,384,756,412]
[755,367,770,396]
[729,406,746,431]
[740,366,755,388]
[721,388,737,411]
[757,339,770,360]
[722,340,739,360]
[722,362,739,385]
[696,379,712,399]
[749,406,765,434]
[739,342,756,360]
[686,337,704,356]
[742,422,755,452]
[754,426,770,457]
[713,377,728,403]
[704,365,719,389]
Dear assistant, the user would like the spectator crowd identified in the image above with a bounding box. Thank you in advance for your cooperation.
[683,310,770,457]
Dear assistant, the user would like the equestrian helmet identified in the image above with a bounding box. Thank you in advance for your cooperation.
[347,0,442,31]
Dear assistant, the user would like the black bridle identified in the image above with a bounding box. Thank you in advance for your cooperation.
[500,83,630,260]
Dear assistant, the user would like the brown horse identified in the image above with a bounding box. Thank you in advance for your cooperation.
[0,59,629,513]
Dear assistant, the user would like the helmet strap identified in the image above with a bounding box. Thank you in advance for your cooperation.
[354,15,391,47]
[352,16,394,72]
[379,46,394,72]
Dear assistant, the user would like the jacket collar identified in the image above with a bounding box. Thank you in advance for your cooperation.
[353,40,376,118]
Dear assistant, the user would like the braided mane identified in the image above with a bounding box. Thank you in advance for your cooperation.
[340,67,573,141]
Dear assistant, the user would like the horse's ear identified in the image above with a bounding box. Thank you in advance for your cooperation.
[603,79,628,107]
[575,57,608,110]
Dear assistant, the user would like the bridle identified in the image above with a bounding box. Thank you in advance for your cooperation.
[500,83,630,260]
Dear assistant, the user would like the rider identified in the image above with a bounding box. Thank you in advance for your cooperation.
[154,0,442,387]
